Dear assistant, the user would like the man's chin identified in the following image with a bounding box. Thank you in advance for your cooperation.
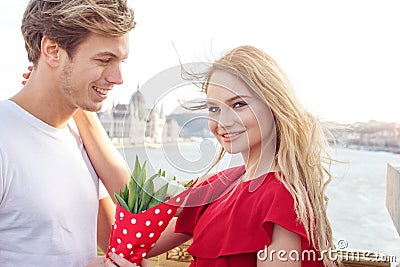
[81,104,103,113]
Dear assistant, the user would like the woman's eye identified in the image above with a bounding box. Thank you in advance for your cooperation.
[208,106,220,113]
[233,101,247,109]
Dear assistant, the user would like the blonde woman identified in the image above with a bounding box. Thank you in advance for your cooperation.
[53,46,338,267]
[148,46,337,267]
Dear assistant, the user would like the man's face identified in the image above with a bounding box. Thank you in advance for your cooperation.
[59,32,129,112]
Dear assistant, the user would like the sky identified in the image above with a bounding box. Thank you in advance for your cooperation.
[0,0,399,124]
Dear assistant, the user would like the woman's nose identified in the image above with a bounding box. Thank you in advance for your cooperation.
[217,108,238,128]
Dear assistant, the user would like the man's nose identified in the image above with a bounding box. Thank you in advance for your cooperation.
[105,64,123,85]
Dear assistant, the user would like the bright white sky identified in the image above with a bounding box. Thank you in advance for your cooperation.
[1,0,399,124]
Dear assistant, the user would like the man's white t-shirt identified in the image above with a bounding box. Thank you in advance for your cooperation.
[0,100,107,266]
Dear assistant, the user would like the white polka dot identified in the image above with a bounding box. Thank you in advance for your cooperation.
[145,220,151,226]
[119,212,124,218]
[111,247,116,253]
[176,197,181,202]
[127,243,133,249]
[113,224,117,230]
[117,238,121,244]
[130,251,134,255]
[131,218,137,224]
[158,221,164,226]
[142,252,147,257]
[149,233,155,238]
[123,229,128,235]
[140,244,145,248]
[136,232,142,238]
[167,209,172,214]
[155,209,160,214]
[119,253,124,257]
[151,243,156,247]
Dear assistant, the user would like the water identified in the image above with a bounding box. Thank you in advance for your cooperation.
[326,147,400,260]
[117,143,400,260]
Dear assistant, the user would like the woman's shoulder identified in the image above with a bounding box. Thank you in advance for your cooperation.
[196,165,246,186]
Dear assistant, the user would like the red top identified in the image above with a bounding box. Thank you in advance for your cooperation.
[175,165,323,267]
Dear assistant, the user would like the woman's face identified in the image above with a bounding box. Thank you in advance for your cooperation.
[206,70,275,157]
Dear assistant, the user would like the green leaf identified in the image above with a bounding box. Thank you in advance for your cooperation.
[141,161,147,186]
[123,184,129,203]
[114,192,130,211]
[128,177,137,212]
[139,178,154,212]
[184,179,194,188]
[148,183,169,209]
[134,162,147,213]
[148,172,160,182]
[133,155,141,180]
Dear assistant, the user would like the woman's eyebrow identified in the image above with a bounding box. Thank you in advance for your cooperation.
[226,95,250,102]
[206,95,250,105]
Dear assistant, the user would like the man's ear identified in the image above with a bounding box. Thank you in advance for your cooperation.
[40,36,62,67]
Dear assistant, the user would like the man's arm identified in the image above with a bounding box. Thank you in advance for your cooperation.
[97,196,116,253]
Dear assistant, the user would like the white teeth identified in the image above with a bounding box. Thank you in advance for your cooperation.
[223,132,242,138]
[94,86,108,95]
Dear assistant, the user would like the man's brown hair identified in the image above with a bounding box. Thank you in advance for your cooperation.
[21,0,135,65]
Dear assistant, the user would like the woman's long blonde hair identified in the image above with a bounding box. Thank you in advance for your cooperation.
[202,45,338,267]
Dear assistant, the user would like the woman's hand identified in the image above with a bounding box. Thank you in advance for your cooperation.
[22,66,32,85]
[85,254,152,267]
[105,253,152,267]
[85,256,106,267]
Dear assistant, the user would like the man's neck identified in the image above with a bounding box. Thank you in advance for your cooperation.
[11,74,76,129]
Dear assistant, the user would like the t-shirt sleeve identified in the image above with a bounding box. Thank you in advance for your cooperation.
[99,180,109,200]
[0,150,4,205]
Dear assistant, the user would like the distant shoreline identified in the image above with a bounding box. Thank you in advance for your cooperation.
[115,140,400,155]
[330,143,400,155]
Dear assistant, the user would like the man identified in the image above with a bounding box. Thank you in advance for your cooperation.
[0,0,135,266]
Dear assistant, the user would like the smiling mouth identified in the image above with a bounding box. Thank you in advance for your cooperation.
[221,131,246,139]
[93,86,109,95]
[222,132,240,138]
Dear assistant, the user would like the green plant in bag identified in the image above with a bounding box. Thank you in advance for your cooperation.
[114,156,175,213]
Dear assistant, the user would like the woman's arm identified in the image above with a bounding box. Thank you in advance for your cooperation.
[147,217,192,258]
[73,109,130,201]
[257,224,301,267]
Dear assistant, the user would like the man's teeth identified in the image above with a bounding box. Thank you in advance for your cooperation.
[94,86,108,95]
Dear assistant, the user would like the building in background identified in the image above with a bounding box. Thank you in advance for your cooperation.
[97,87,179,146]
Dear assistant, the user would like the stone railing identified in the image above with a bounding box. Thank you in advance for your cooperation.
[386,163,400,236]
[147,243,393,267]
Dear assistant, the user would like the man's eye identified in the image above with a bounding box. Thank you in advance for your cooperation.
[97,58,111,64]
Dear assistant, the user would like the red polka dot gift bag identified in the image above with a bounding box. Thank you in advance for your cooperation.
[106,156,192,265]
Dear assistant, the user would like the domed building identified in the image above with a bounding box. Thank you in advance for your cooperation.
[98,86,179,146]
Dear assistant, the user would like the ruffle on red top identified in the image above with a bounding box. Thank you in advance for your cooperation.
[175,165,319,264]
